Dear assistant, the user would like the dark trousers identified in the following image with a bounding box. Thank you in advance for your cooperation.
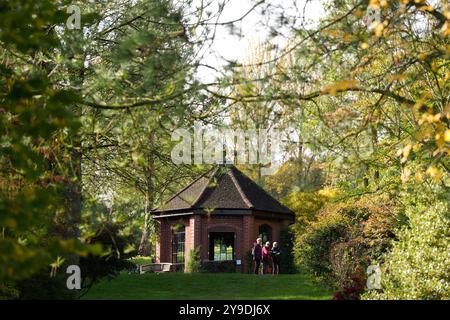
[272,261,280,274]
[262,259,272,274]
[254,259,261,274]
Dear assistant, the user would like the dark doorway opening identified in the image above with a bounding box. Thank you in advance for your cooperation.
[259,224,272,244]
[209,232,235,261]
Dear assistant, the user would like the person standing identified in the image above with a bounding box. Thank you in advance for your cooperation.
[271,242,281,275]
[252,238,263,274]
[262,241,272,275]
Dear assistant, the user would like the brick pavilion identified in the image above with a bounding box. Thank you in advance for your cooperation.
[152,164,294,273]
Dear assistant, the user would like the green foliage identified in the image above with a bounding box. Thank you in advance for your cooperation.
[0,0,65,53]
[0,282,19,300]
[201,261,236,273]
[171,222,185,233]
[284,187,337,234]
[1,0,202,298]
[264,160,326,197]
[363,197,450,300]
[15,270,74,300]
[245,249,254,274]
[1,0,448,301]
[297,210,348,280]
[279,229,296,274]
[227,0,449,300]
[79,222,136,295]
[185,247,201,273]
[129,256,153,266]
[296,194,399,291]
[81,194,144,254]
[0,0,90,293]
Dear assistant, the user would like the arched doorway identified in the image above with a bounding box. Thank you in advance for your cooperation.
[258,224,272,244]
[209,232,235,261]
[207,226,236,261]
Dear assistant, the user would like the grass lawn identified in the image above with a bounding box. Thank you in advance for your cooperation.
[83,273,332,300]
[128,256,153,265]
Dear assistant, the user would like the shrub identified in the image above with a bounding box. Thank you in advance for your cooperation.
[330,239,370,290]
[245,249,254,274]
[363,200,450,300]
[185,247,201,273]
[333,270,366,300]
[79,222,136,294]
[279,229,296,274]
[296,194,399,294]
[0,282,19,300]
[15,270,74,300]
[296,210,348,280]
[201,260,236,273]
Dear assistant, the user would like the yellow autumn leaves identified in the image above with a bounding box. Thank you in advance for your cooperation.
[422,106,450,155]
[436,129,450,151]
[444,129,450,142]
[397,100,449,184]
[322,80,359,96]
[398,134,449,184]
[368,0,450,37]
[442,1,450,36]
[368,0,389,9]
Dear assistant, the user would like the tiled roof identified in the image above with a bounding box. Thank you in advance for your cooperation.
[153,165,293,216]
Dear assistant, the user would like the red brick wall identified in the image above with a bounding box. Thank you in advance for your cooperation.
[200,215,243,259]
[184,215,201,267]
[253,218,283,244]
[155,219,165,263]
[155,213,290,273]
[155,217,191,264]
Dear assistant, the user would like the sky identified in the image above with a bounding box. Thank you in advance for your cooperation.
[195,0,447,82]
[193,0,325,82]
[179,1,326,165]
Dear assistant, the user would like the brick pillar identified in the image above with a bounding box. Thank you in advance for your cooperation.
[157,219,171,263]
[185,215,201,269]
[193,215,202,250]
[155,220,161,263]
[242,215,255,273]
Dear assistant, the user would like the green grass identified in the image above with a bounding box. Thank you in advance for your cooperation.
[128,256,153,266]
[83,273,332,300]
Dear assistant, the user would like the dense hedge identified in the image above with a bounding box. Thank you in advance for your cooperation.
[279,229,296,274]
[363,199,450,300]
[201,260,236,273]
[296,195,399,298]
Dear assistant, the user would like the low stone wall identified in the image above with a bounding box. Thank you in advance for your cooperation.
[139,263,184,273]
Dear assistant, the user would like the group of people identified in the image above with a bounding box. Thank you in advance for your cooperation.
[251,237,281,275]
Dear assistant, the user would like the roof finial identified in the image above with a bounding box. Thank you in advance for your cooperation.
[224,158,233,167]
[221,142,234,167]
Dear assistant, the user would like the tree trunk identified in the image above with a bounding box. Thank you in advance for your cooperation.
[63,146,82,240]
[58,34,85,299]
[138,134,155,256]
[138,194,152,256]
[296,141,304,189]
